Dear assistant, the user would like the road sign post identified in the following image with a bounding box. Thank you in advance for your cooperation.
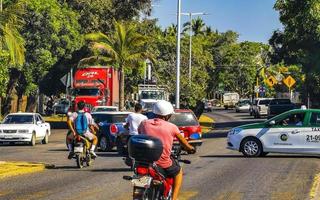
[283,75,296,100]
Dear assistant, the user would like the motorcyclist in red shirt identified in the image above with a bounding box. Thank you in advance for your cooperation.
[138,100,195,200]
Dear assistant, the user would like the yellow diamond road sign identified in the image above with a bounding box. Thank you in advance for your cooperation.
[266,76,277,87]
[283,75,296,88]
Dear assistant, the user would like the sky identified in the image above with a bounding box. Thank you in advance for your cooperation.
[150,0,283,43]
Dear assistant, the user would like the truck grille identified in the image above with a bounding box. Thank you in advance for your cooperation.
[3,130,17,134]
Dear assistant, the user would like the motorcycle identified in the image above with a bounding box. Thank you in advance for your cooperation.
[72,135,94,169]
[123,135,190,200]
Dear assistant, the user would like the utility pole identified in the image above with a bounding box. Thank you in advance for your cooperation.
[181,12,207,84]
[175,0,181,109]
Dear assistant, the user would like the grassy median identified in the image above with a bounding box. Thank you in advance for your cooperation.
[199,114,214,134]
[0,161,46,180]
[43,115,67,122]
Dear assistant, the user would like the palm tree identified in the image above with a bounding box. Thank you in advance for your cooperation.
[0,1,25,65]
[183,17,206,36]
[164,23,177,36]
[85,21,150,110]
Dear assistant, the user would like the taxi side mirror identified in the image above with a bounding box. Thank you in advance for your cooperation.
[268,120,275,126]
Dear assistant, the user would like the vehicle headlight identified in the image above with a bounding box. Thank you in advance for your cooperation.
[228,128,243,135]
[18,130,29,133]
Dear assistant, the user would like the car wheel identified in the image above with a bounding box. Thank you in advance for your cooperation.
[99,135,112,152]
[241,137,262,157]
[30,132,36,146]
[236,109,240,113]
[42,130,49,144]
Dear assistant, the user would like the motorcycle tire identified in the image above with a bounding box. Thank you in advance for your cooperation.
[76,154,84,169]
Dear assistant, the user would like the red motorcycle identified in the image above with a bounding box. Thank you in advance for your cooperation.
[123,135,190,200]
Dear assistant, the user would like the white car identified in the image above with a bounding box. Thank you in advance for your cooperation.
[227,109,320,157]
[235,99,251,113]
[91,106,119,112]
[0,113,51,146]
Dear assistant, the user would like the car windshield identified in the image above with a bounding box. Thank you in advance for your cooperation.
[141,91,164,100]
[94,107,117,112]
[3,115,34,124]
[259,100,270,105]
[270,99,291,105]
[142,102,155,110]
[169,112,199,126]
[75,88,99,96]
[92,114,128,123]
[239,100,250,105]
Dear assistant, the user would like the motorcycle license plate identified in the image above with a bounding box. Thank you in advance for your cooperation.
[74,146,83,153]
[132,176,152,188]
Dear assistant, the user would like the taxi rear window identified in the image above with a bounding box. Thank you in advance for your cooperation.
[310,113,320,126]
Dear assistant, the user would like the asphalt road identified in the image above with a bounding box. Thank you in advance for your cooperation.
[0,108,320,200]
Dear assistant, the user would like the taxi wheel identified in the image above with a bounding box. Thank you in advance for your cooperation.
[241,138,262,157]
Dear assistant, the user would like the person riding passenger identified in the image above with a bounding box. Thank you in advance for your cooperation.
[67,101,98,159]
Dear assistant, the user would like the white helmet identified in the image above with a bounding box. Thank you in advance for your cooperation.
[153,100,175,116]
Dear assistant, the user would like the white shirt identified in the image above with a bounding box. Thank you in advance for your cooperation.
[69,111,94,135]
[126,113,148,135]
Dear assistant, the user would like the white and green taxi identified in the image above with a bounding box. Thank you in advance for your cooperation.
[227,109,320,157]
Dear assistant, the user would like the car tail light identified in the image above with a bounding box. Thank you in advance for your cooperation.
[110,124,118,135]
[136,166,149,175]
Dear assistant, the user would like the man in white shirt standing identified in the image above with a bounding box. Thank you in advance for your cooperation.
[123,103,147,166]
[125,103,148,135]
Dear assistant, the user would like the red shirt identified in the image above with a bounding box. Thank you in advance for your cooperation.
[138,118,180,169]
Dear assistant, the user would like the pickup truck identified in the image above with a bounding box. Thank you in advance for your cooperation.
[267,99,296,118]
[252,98,273,118]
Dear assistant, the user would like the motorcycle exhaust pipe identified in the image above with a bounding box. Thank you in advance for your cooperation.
[123,175,133,181]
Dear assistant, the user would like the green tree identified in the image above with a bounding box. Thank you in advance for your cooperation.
[0,0,25,65]
[85,21,150,110]
[270,0,320,106]
[2,0,83,113]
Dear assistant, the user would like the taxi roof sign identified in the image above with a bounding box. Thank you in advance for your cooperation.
[265,76,277,87]
[283,75,296,88]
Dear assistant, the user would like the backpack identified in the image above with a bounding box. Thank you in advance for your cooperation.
[75,112,88,135]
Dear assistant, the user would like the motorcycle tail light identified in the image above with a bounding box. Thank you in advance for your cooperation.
[110,124,118,135]
[136,166,149,175]
[76,136,82,142]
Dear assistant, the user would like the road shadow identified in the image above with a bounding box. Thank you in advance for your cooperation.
[201,154,320,159]
[48,148,68,152]
[96,152,122,158]
[49,165,79,170]
[203,132,228,138]
[91,168,132,172]
[213,120,263,130]
[48,121,68,129]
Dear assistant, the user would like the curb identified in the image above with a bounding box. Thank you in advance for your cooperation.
[0,161,55,180]
[310,173,320,199]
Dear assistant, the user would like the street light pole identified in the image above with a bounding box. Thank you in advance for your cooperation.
[188,13,192,84]
[175,0,181,109]
[181,12,207,84]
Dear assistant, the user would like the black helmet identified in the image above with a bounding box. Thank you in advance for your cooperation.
[77,101,86,110]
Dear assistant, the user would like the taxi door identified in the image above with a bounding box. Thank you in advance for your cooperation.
[260,111,308,153]
[300,111,320,154]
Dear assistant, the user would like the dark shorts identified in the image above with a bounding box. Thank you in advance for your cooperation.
[162,159,181,177]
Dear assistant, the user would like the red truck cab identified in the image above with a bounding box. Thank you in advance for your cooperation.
[72,67,119,110]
